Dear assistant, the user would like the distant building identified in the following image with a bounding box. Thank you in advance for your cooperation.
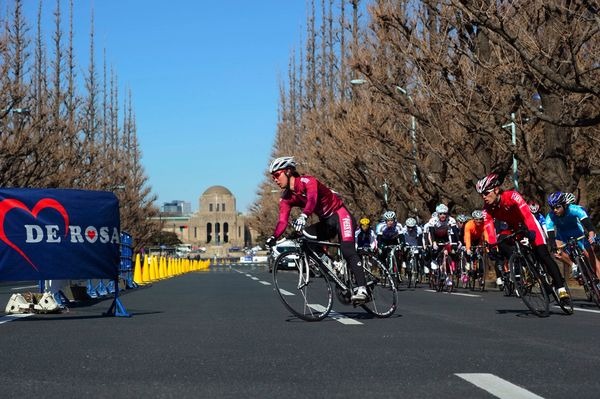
[157,186,255,251]
[161,200,192,215]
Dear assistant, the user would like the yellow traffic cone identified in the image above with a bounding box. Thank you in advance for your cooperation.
[133,253,143,285]
[141,255,150,283]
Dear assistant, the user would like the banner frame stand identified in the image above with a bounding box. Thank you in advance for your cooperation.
[103,278,131,317]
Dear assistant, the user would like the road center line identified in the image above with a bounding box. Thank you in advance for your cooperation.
[456,373,544,399]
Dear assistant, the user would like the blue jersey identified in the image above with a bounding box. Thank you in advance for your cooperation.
[545,204,588,241]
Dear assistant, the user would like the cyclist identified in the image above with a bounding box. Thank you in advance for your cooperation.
[377,210,403,267]
[400,217,424,269]
[475,173,570,302]
[463,210,490,284]
[265,156,368,302]
[545,191,599,278]
[456,214,468,247]
[425,204,459,285]
[355,217,377,252]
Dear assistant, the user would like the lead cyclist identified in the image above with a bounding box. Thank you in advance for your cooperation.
[264,156,368,302]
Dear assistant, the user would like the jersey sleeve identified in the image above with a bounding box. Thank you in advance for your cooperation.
[273,199,292,238]
[300,177,319,217]
[545,213,555,232]
[483,209,497,245]
[464,222,473,249]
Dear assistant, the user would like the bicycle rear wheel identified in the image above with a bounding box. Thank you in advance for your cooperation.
[579,255,600,309]
[272,249,333,321]
[510,253,549,317]
[360,255,397,318]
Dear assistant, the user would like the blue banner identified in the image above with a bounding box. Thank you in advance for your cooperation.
[0,188,120,280]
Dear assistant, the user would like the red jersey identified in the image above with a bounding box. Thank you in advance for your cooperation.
[482,190,546,246]
[273,175,344,238]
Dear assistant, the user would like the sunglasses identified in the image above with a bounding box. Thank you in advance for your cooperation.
[481,189,495,196]
[552,205,563,210]
[272,170,285,180]
[438,213,447,216]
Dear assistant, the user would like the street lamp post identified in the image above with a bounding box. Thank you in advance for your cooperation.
[395,86,419,185]
[502,113,519,191]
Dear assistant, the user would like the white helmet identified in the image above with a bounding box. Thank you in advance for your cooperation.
[383,210,396,221]
[269,156,296,173]
[564,192,576,205]
[405,217,417,228]
[435,204,448,214]
[471,210,484,220]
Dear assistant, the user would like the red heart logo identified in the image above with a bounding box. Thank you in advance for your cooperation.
[0,198,69,271]
[87,230,96,240]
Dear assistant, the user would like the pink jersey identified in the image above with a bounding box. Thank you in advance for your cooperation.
[483,190,546,246]
[273,175,343,238]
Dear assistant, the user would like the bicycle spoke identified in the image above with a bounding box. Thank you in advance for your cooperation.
[273,250,333,321]
[510,254,549,317]
[360,255,397,318]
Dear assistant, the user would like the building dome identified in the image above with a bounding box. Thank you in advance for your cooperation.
[202,185,233,196]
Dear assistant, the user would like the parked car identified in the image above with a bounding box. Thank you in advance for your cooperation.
[268,238,300,273]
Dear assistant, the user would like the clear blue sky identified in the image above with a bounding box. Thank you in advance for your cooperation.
[25,1,309,213]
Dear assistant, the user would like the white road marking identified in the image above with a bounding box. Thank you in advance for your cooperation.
[0,314,33,324]
[309,304,363,325]
[553,305,600,314]
[250,277,259,280]
[424,289,481,297]
[259,281,271,285]
[277,288,295,296]
[456,373,544,399]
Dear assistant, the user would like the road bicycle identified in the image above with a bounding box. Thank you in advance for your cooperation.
[431,242,457,292]
[457,247,470,289]
[559,236,600,309]
[501,230,573,317]
[380,244,403,287]
[272,231,397,321]
[467,245,487,292]
[404,245,424,288]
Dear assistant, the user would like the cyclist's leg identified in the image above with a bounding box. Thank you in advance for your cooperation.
[533,244,565,289]
[333,208,367,288]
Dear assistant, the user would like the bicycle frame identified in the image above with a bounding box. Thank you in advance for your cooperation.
[297,236,351,293]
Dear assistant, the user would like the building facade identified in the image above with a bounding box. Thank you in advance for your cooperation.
[160,185,254,250]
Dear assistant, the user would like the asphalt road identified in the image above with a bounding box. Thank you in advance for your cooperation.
[1,264,599,398]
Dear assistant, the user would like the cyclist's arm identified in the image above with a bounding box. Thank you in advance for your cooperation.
[300,176,319,217]
[273,200,292,238]
[464,223,472,250]
[513,191,544,241]
[483,210,497,245]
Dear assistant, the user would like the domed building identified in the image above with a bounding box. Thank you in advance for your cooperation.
[170,185,253,250]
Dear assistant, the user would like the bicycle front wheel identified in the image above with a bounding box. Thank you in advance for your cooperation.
[272,250,333,321]
[510,253,549,317]
[360,255,397,318]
